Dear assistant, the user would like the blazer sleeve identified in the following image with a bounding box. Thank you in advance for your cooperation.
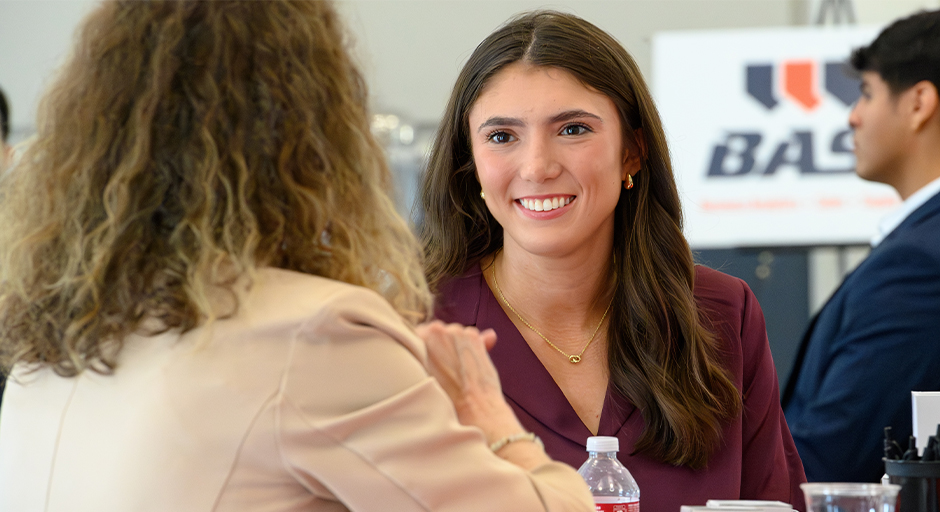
[736,280,807,511]
[274,287,594,512]
[786,240,940,483]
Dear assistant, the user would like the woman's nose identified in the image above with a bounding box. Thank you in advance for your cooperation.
[518,136,561,183]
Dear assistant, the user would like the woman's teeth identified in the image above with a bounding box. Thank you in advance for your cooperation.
[520,196,573,212]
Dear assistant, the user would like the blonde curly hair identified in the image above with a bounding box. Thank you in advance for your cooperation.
[0,0,430,377]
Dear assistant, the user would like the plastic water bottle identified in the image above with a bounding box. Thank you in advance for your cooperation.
[577,436,640,512]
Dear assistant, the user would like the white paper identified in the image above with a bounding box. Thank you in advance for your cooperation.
[682,507,761,512]
[912,391,940,452]
[706,501,792,508]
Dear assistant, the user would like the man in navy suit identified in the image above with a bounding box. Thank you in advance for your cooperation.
[782,10,940,483]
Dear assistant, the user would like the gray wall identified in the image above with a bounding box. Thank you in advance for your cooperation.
[340,0,796,124]
[3,0,938,138]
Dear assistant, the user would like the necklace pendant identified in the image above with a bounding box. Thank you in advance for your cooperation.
[491,254,611,367]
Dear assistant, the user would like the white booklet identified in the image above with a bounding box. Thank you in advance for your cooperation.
[912,391,940,452]
[688,500,795,512]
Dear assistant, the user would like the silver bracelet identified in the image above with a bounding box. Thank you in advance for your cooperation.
[489,431,543,452]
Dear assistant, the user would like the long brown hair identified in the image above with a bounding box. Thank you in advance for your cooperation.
[0,1,430,377]
[421,10,741,469]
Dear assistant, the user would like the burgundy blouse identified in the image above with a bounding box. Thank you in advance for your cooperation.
[435,264,806,512]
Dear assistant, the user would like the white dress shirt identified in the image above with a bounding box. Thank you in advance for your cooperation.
[871,175,940,247]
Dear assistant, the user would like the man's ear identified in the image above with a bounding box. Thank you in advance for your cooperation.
[908,80,940,132]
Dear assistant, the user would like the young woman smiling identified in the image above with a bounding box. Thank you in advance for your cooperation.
[421,10,807,512]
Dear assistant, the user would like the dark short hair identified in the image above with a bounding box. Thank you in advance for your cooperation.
[851,9,940,94]
[0,87,9,143]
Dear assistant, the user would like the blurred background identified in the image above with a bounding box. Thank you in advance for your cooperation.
[1,0,936,387]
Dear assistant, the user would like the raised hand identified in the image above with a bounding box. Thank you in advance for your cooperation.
[416,321,526,447]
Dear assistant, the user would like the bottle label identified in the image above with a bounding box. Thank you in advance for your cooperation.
[594,501,639,512]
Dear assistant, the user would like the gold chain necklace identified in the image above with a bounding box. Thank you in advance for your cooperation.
[491,258,613,364]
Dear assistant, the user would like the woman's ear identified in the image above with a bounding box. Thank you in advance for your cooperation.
[622,128,646,180]
[634,128,648,161]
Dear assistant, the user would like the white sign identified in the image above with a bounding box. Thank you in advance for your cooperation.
[652,26,899,249]
[912,391,940,452]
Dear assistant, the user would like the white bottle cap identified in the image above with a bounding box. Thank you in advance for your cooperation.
[586,436,619,453]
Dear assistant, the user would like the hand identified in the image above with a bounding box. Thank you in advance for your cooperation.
[416,321,523,443]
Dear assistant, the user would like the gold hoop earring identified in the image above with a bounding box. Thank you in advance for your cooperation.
[624,175,634,190]
[480,191,486,199]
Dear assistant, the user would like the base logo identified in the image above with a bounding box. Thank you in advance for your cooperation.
[708,59,859,177]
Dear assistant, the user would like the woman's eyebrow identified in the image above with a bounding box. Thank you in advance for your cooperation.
[477,116,524,132]
[477,110,603,132]
[550,109,602,124]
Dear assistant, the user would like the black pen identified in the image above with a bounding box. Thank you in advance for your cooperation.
[903,436,921,461]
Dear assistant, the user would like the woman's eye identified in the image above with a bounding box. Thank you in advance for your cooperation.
[561,124,590,136]
[486,131,514,144]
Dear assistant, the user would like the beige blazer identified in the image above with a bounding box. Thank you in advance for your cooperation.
[0,268,592,511]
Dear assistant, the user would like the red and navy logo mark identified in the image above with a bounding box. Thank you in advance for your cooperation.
[746,61,859,110]
[704,60,859,177]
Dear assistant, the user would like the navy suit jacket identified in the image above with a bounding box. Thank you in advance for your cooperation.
[782,189,940,483]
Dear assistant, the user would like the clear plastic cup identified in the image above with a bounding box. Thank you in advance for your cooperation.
[801,483,901,512]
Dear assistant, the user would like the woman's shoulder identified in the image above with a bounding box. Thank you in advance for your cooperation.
[252,267,391,310]
[245,267,427,363]
[692,265,766,348]
[693,265,769,364]
[433,261,486,325]
[249,268,416,339]
[693,264,753,316]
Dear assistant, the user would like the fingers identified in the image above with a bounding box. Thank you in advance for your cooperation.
[415,322,527,445]
[417,321,495,355]
[416,321,504,414]
[480,328,497,351]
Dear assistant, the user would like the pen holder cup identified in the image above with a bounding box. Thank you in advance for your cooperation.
[885,459,940,512]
